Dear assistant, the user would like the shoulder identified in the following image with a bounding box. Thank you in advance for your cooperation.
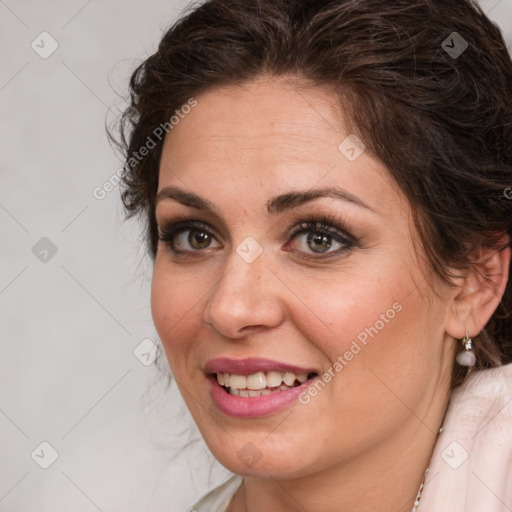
[456,361,512,399]
[448,362,512,440]
[189,474,243,512]
[419,362,512,512]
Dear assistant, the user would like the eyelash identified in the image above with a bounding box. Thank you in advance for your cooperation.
[157,213,358,260]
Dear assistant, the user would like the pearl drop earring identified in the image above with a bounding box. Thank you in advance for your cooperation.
[456,328,476,367]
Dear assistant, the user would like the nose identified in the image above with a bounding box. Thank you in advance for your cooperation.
[203,248,286,339]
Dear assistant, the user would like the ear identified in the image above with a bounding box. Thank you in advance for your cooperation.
[445,239,511,339]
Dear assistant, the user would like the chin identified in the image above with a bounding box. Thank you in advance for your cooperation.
[203,431,317,480]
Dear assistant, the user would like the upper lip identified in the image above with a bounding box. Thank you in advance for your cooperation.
[204,357,318,376]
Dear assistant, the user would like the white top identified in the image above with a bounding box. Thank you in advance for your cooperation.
[191,473,243,511]
[189,362,512,512]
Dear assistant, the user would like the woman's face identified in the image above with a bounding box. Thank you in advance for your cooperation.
[151,75,456,479]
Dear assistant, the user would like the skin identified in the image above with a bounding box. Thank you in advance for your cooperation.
[151,75,510,511]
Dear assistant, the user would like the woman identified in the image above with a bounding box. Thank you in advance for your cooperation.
[111,0,512,510]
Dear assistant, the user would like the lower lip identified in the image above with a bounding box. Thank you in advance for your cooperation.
[208,375,317,418]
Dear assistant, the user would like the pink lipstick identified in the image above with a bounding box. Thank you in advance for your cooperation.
[205,357,319,418]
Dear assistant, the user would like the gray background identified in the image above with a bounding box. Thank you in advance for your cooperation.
[1,1,511,510]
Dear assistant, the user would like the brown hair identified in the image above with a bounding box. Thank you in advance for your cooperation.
[110,0,512,388]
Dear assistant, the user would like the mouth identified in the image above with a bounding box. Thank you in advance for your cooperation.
[204,358,320,417]
[214,370,318,397]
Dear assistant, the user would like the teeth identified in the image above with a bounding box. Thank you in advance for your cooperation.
[283,372,296,386]
[216,370,311,394]
[229,374,247,389]
[230,385,290,397]
[266,371,282,388]
[247,372,266,390]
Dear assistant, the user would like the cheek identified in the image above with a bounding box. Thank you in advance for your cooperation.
[150,262,202,372]
[289,266,431,411]
[286,266,412,362]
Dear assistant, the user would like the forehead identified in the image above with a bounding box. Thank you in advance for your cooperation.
[163,76,342,160]
[157,76,405,218]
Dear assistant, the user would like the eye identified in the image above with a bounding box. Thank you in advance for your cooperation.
[285,214,357,258]
[157,213,358,260]
[158,220,221,256]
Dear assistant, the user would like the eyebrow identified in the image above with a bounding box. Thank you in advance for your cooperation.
[155,185,374,217]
